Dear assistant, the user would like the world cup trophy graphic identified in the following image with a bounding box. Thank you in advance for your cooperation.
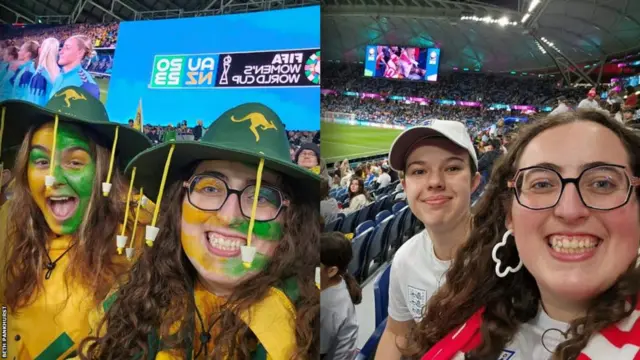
[220,55,232,85]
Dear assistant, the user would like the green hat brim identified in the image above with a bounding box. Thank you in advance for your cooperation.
[125,140,320,202]
[0,99,151,171]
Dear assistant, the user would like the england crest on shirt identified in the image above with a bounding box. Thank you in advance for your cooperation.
[407,285,427,319]
[498,349,515,360]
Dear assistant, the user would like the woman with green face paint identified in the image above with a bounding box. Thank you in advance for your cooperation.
[0,86,152,360]
[79,103,321,360]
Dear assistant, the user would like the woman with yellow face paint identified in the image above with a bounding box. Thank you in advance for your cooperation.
[79,103,320,359]
[0,86,152,360]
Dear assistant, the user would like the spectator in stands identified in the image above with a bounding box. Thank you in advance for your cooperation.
[49,35,100,101]
[625,85,637,108]
[321,232,361,360]
[577,88,600,110]
[549,95,571,116]
[341,177,371,214]
[128,119,134,127]
[320,178,340,227]
[331,172,342,189]
[407,110,640,360]
[610,102,623,123]
[0,46,20,101]
[24,37,60,106]
[376,164,392,189]
[376,120,480,360]
[193,119,203,141]
[11,40,39,101]
[162,123,176,142]
[146,126,160,144]
[478,138,502,181]
[0,159,13,207]
[295,142,321,174]
[623,107,636,124]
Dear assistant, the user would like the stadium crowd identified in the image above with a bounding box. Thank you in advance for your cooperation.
[2,23,119,48]
[138,122,319,162]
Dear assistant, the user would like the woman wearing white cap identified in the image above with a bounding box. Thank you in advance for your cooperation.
[375,119,481,360]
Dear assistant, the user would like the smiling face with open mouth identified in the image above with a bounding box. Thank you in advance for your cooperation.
[180,160,286,296]
[28,122,95,235]
[508,121,640,305]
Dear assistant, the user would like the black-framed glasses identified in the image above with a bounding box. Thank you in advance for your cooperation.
[507,164,640,211]
[183,173,289,222]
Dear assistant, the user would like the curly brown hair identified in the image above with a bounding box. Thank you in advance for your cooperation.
[3,124,130,311]
[404,110,640,360]
[79,171,320,359]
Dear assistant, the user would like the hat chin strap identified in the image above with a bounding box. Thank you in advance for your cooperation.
[126,187,144,260]
[45,115,60,188]
[116,167,136,255]
[240,156,266,269]
[145,143,176,247]
[102,126,120,196]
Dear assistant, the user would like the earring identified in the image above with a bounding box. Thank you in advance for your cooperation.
[491,229,523,278]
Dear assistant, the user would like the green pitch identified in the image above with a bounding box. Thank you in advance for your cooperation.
[96,77,110,104]
[321,121,402,163]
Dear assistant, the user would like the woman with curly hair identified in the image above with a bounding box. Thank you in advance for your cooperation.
[406,110,640,360]
[79,103,320,359]
[0,85,152,359]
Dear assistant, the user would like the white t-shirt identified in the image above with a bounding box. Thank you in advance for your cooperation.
[388,231,450,322]
[577,98,600,110]
[320,279,359,360]
[500,308,569,360]
[377,172,391,188]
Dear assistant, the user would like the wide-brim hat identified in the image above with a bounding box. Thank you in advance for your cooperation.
[0,86,151,171]
[125,102,320,202]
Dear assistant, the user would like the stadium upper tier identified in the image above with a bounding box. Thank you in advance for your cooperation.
[324,63,586,106]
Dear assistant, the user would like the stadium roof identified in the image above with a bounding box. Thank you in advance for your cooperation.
[0,0,316,24]
[322,0,640,73]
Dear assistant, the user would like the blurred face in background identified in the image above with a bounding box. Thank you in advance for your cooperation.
[298,149,318,169]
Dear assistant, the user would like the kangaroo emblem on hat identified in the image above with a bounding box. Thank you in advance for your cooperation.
[55,89,87,108]
[231,112,278,142]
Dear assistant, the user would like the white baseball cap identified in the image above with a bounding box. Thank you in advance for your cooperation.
[389,119,478,172]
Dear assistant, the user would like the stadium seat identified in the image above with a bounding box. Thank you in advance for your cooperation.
[361,214,394,280]
[403,211,419,240]
[340,211,359,234]
[323,217,343,233]
[387,207,410,258]
[355,220,375,236]
[374,265,391,328]
[392,202,406,213]
[374,210,391,224]
[380,195,395,212]
[369,197,386,218]
[347,228,374,281]
[355,203,375,227]
[356,318,387,360]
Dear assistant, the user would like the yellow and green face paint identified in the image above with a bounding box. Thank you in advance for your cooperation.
[28,123,95,235]
[180,197,284,281]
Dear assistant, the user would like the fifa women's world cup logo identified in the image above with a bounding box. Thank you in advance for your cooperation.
[220,55,232,85]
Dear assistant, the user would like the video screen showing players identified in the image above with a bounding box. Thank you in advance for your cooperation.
[363,45,440,82]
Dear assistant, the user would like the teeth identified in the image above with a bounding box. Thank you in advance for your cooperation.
[50,196,71,201]
[548,235,599,253]
[206,233,243,251]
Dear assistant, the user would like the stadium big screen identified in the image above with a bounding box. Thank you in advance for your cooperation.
[363,45,440,82]
[106,6,320,129]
